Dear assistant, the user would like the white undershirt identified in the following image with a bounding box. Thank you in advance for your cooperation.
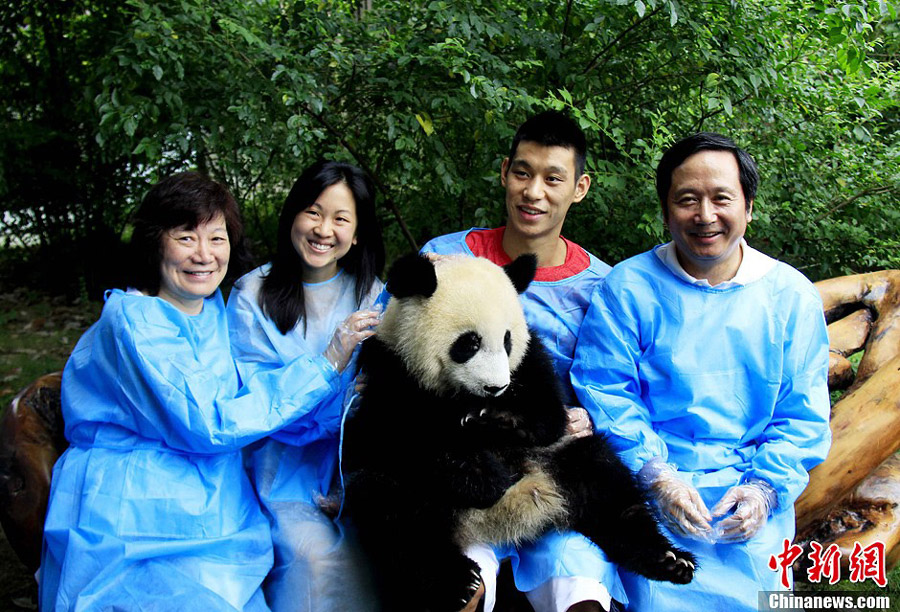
[655,239,777,288]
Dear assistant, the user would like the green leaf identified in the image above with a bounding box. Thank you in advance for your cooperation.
[123,116,137,137]
[415,113,435,136]
[749,73,761,92]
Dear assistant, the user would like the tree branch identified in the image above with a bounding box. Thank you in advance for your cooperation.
[581,6,664,77]
[561,0,574,51]
[813,185,900,224]
[692,92,754,133]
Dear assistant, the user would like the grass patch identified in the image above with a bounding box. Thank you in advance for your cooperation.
[0,288,99,408]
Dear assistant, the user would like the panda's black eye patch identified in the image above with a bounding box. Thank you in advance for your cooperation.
[450,331,481,363]
[504,330,512,355]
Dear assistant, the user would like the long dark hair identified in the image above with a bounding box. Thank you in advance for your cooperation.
[259,160,385,334]
[129,171,248,295]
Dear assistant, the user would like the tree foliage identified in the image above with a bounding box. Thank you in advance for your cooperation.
[1,0,898,297]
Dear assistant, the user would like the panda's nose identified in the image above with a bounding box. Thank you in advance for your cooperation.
[484,384,508,396]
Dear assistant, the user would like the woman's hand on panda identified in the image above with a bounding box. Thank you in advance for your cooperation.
[322,307,383,373]
[563,406,594,440]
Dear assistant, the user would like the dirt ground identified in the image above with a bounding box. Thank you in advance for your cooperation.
[0,526,37,611]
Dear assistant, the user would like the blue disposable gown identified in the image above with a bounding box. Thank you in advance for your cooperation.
[571,248,832,611]
[40,290,343,612]
[421,229,626,605]
[226,265,384,612]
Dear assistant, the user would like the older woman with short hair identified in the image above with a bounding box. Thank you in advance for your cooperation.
[39,172,371,611]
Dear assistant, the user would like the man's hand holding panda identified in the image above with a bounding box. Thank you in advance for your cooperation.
[564,406,593,440]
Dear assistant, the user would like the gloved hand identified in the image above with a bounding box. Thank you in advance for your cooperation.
[639,458,713,540]
[563,406,593,440]
[711,479,776,542]
[322,307,382,373]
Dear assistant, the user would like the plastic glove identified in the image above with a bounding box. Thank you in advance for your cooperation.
[322,307,382,373]
[563,406,593,440]
[639,458,713,540]
[711,479,776,542]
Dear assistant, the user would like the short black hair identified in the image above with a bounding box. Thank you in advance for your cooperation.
[129,172,248,295]
[508,110,587,177]
[656,132,758,216]
[259,160,385,334]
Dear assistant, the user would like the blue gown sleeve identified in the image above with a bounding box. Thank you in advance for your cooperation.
[112,299,341,454]
[742,287,831,508]
[571,280,668,473]
[225,279,350,444]
[226,280,291,380]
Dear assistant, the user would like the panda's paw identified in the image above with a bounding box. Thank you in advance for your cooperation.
[462,407,521,430]
[463,408,538,445]
[653,548,697,584]
[434,560,482,612]
[457,567,483,609]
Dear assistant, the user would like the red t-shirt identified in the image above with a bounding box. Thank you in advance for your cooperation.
[464,227,590,282]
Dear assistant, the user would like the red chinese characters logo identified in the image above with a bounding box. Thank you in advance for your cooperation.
[768,539,804,588]
[767,539,887,587]
[848,541,887,588]
[807,542,842,585]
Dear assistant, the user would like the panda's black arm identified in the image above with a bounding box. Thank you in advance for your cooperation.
[500,332,569,445]
[427,445,521,509]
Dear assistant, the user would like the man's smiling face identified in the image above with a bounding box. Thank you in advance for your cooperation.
[665,149,752,282]
[501,141,589,243]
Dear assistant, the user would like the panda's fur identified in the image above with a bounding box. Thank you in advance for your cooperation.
[341,254,696,612]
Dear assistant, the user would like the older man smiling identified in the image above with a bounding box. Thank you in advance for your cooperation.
[572,132,831,611]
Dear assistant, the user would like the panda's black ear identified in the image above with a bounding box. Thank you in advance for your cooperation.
[386,253,438,299]
[504,254,537,294]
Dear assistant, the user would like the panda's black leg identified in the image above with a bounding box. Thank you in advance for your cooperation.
[345,474,485,611]
[421,543,485,612]
[353,516,485,611]
[545,435,696,584]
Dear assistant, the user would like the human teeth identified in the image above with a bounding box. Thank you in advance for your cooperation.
[310,241,332,252]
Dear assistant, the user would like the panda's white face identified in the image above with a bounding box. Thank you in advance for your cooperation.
[377,256,531,398]
[446,327,513,397]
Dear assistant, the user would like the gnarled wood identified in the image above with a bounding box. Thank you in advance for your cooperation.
[816,270,900,389]
[796,271,900,534]
[796,355,900,533]
[826,308,873,389]
[828,354,855,390]
[0,372,66,572]
[796,453,900,575]
[827,308,873,357]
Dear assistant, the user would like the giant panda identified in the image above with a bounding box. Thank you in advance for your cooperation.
[341,253,695,612]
